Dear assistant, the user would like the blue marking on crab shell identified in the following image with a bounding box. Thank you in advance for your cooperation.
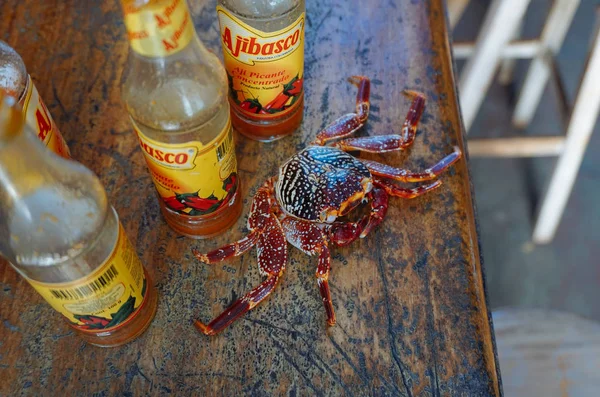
[277,146,372,221]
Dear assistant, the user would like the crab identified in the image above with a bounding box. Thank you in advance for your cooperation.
[192,76,461,335]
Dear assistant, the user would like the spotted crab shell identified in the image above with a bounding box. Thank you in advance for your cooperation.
[276,146,373,222]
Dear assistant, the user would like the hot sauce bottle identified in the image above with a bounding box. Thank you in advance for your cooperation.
[0,40,70,158]
[120,0,242,238]
[216,0,306,141]
[0,94,157,347]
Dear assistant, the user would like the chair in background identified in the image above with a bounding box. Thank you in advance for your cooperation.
[493,309,600,396]
[448,0,600,244]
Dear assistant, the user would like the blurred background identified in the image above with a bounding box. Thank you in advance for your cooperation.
[450,0,600,395]
[453,0,599,322]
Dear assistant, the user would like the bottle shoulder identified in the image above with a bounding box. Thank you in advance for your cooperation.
[9,207,119,285]
[218,0,304,21]
[121,39,229,134]
[0,130,110,268]
[6,171,110,268]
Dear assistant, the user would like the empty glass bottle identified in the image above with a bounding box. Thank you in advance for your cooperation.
[0,93,157,347]
[120,0,242,238]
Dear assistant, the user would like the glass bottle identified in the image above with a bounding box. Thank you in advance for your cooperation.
[216,0,306,141]
[120,0,242,239]
[0,40,70,158]
[0,94,157,347]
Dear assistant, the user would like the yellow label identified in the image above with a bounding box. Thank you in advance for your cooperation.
[217,7,305,119]
[25,223,148,333]
[134,119,239,216]
[20,76,71,159]
[123,0,194,57]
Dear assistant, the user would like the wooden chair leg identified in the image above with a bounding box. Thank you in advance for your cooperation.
[533,23,600,244]
[458,0,532,132]
[497,20,523,85]
[447,0,471,30]
[467,136,565,157]
[512,0,580,128]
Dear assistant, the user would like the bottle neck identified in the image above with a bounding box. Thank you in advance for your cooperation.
[122,0,196,58]
[0,97,109,266]
[0,128,48,262]
[0,110,63,206]
[0,99,24,260]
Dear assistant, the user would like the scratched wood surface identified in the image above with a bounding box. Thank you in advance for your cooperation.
[0,0,501,395]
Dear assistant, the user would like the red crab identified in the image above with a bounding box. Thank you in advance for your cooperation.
[192,76,462,335]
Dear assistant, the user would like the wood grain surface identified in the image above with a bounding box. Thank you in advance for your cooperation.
[0,0,501,395]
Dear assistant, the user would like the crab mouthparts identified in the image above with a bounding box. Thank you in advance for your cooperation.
[319,201,358,223]
[319,182,372,223]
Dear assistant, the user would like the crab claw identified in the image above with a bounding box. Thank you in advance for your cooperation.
[329,222,361,247]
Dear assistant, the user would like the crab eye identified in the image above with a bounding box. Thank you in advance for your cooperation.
[319,210,328,222]
[362,179,373,193]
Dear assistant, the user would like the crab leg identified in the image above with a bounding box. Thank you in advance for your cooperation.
[195,275,281,336]
[192,179,276,264]
[333,90,426,152]
[334,134,405,153]
[281,218,337,326]
[316,243,336,325]
[192,231,260,263]
[399,90,426,148]
[194,214,287,335]
[348,75,370,122]
[313,76,370,145]
[376,178,443,198]
[361,147,461,182]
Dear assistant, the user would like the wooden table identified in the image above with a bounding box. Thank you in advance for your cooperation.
[0,0,502,395]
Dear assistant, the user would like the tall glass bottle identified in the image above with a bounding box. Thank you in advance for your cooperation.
[120,0,242,238]
[0,94,157,347]
[216,0,305,141]
[0,40,70,158]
